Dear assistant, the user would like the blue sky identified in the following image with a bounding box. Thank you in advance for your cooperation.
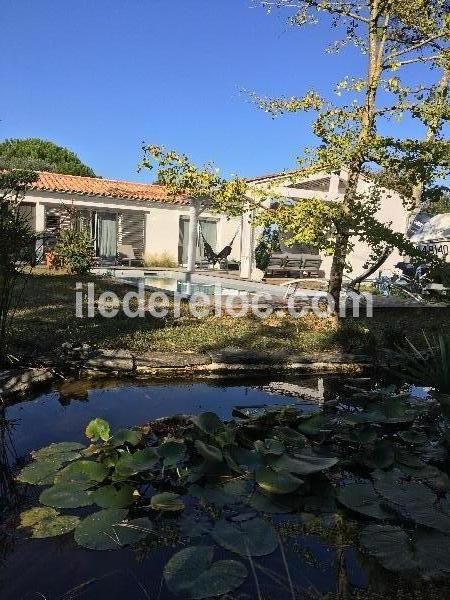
[0,0,436,182]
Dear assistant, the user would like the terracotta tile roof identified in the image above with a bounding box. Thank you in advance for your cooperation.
[31,171,189,205]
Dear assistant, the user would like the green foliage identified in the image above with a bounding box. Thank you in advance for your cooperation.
[0,170,38,362]
[254,226,280,270]
[15,382,450,591]
[85,418,111,442]
[396,334,450,392]
[0,138,96,177]
[55,226,92,275]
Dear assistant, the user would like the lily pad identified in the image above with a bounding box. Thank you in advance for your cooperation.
[255,466,303,495]
[111,429,142,447]
[92,484,135,508]
[337,482,392,520]
[360,440,395,470]
[269,451,338,476]
[248,491,294,514]
[297,414,332,436]
[39,483,93,509]
[272,426,308,448]
[17,460,62,485]
[114,448,159,477]
[229,447,264,472]
[212,518,278,557]
[158,439,187,467]
[360,524,417,572]
[55,460,109,484]
[151,492,184,512]
[19,507,79,539]
[254,439,285,456]
[74,508,152,550]
[191,412,224,436]
[85,418,111,442]
[32,442,85,463]
[194,440,223,463]
[374,470,450,533]
[189,480,248,507]
[164,546,247,599]
[399,430,428,445]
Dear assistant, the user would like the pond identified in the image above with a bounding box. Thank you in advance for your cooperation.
[1,375,450,600]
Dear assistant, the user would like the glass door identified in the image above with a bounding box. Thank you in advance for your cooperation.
[97,212,117,258]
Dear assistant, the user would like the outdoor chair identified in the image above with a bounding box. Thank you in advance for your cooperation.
[265,255,286,277]
[284,257,304,277]
[302,257,322,277]
[117,244,139,267]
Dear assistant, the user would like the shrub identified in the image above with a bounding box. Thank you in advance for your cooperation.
[254,227,280,271]
[143,251,177,268]
[56,229,92,274]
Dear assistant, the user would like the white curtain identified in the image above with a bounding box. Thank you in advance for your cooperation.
[98,213,117,258]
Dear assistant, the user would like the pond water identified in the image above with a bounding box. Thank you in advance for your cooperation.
[1,375,449,600]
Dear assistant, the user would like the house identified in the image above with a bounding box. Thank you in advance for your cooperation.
[20,169,411,280]
[20,171,243,267]
[243,169,411,280]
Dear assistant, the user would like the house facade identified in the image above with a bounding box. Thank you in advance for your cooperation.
[20,169,411,279]
[244,169,411,280]
[21,172,243,266]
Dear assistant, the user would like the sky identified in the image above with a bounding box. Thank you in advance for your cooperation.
[0,0,438,183]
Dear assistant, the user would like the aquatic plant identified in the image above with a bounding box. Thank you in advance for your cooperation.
[396,334,450,393]
[13,384,450,596]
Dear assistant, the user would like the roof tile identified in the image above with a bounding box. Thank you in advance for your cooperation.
[31,171,189,205]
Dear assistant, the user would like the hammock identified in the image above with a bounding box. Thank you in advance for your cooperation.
[199,224,240,265]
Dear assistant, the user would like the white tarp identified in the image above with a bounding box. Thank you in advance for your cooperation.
[409,213,450,261]
[409,213,450,243]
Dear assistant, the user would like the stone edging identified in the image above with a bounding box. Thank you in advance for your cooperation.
[0,347,377,400]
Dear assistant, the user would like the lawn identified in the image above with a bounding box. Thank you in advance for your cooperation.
[8,269,450,360]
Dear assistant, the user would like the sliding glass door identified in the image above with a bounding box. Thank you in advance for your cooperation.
[97,212,117,258]
[178,217,218,265]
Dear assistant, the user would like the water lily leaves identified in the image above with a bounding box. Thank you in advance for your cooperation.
[211,518,279,557]
[337,482,392,520]
[56,460,109,484]
[114,448,159,477]
[255,466,303,495]
[229,447,264,472]
[254,438,285,456]
[399,430,428,445]
[374,470,450,533]
[92,484,135,508]
[191,412,224,436]
[194,440,223,463]
[158,440,187,467]
[269,452,338,476]
[17,460,62,485]
[111,429,142,447]
[31,442,85,463]
[19,507,79,539]
[360,440,395,470]
[272,426,308,448]
[74,508,152,550]
[414,530,450,577]
[360,524,417,572]
[39,483,93,509]
[163,546,247,599]
[151,492,184,512]
[189,480,248,507]
[297,414,332,436]
[248,491,294,514]
[350,426,378,445]
[85,418,111,442]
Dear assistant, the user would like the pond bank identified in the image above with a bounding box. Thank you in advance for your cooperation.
[0,347,376,399]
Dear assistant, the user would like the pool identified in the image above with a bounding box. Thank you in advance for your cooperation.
[1,375,449,599]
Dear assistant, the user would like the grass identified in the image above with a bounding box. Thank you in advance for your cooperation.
[7,268,450,360]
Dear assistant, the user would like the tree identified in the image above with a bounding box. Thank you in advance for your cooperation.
[0,138,97,177]
[0,170,38,364]
[141,1,449,312]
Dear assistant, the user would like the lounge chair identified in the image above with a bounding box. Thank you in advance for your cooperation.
[284,257,304,278]
[265,255,285,277]
[117,244,139,267]
[301,257,322,277]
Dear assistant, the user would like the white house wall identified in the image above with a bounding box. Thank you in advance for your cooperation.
[25,190,242,265]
